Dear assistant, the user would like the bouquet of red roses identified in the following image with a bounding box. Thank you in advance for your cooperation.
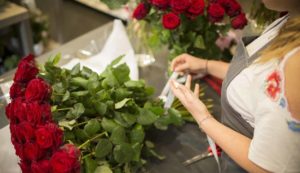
[6,54,186,173]
[131,0,248,61]
[6,54,80,173]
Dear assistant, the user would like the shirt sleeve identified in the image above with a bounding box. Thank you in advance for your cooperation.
[248,107,298,172]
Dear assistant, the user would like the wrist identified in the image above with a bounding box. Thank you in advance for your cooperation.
[205,60,211,75]
[195,111,213,126]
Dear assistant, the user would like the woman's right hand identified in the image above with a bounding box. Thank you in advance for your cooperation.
[170,53,208,75]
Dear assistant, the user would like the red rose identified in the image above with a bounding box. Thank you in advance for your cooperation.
[151,0,170,9]
[10,82,26,99]
[186,0,205,16]
[50,147,80,173]
[13,54,38,83]
[207,3,225,22]
[27,102,51,125]
[133,3,150,20]
[44,123,63,149]
[231,13,247,29]
[25,78,52,102]
[219,0,241,17]
[11,134,24,158]
[35,123,63,150]
[19,160,31,173]
[18,122,35,142]
[31,160,51,173]
[6,98,27,123]
[170,0,191,13]
[23,142,43,161]
[162,12,181,30]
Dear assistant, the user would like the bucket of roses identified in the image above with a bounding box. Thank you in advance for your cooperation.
[6,54,187,173]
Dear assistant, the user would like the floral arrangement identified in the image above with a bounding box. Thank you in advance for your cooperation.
[131,0,248,61]
[6,54,186,173]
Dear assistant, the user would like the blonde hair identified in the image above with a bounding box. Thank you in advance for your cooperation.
[258,16,300,63]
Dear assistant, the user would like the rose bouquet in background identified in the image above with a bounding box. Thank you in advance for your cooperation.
[132,0,248,61]
[6,54,187,173]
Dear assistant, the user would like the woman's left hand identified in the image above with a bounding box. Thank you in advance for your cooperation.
[170,75,210,124]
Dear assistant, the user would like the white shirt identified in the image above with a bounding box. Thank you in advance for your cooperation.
[227,32,300,173]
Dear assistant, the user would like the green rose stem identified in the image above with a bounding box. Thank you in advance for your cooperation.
[56,108,72,111]
[78,131,108,149]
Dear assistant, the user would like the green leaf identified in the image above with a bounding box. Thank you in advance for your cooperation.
[111,55,124,66]
[62,91,70,102]
[194,35,206,49]
[84,156,97,173]
[95,138,113,158]
[81,66,93,78]
[130,125,145,143]
[66,103,85,119]
[124,80,145,88]
[137,108,159,125]
[95,102,107,115]
[113,143,134,164]
[71,77,88,88]
[94,165,113,173]
[75,129,89,141]
[132,143,143,162]
[115,98,131,109]
[114,112,136,128]
[71,90,89,97]
[110,126,127,145]
[59,119,76,130]
[101,118,119,133]
[71,63,80,75]
[48,53,61,65]
[84,119,101,136]
[113,63,130,84]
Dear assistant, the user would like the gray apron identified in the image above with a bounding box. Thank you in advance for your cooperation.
[220,37,259,173]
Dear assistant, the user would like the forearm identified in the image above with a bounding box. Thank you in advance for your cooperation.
[207,60,229,80]
[198,117,270,173]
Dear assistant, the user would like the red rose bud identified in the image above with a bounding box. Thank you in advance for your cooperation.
[170,0,191,13]
[27,102,51,125]
[231,13,248,29]
[61,144,81,159]
[219,0,241,17]
[13,54,38,83]
[23,142,43,161]
[50,148,80,173]
[207,3,225,23]
[10,82,26,99]
[151,0,170,9]
[31,160,51,173]
[25,78,51,102]
[162,12,181,30]
[187,0,205,16]
[133,3,150,20]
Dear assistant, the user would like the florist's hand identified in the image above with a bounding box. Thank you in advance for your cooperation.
[170,54,208,75]
[170,75,210,125]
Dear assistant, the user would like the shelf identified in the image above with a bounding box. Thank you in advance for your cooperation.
[75,0,129,21]
[0,2,29,29]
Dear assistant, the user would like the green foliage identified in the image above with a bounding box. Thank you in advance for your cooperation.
[42,55,186,173]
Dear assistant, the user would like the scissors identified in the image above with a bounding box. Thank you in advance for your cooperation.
[182,146,222,166]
